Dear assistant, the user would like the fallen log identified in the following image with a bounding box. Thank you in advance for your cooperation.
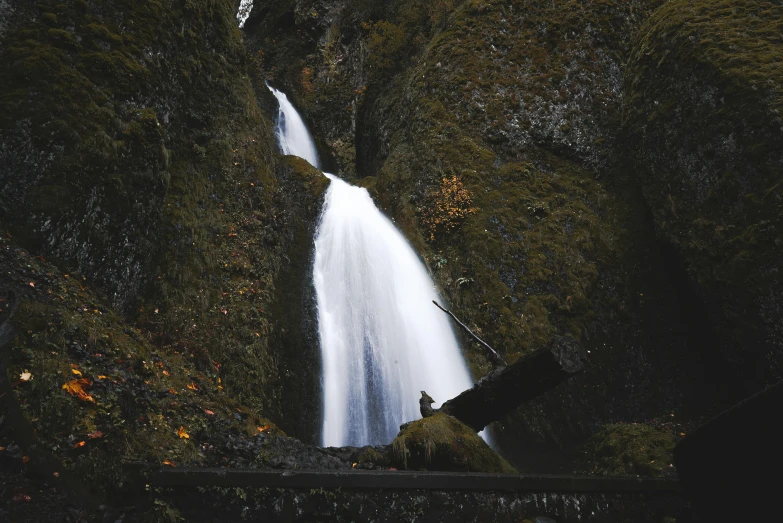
[440,336,586,432]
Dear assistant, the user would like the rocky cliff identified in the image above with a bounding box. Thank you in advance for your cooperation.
[1,0,781,516]
[244,0,783,470]
[0,0,329,512]
[625,0,783,393]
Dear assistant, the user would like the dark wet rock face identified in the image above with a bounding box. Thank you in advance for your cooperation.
[624,0,783,393]
[0,0,253,313]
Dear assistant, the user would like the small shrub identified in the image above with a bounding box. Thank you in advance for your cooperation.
[419,175,478,240]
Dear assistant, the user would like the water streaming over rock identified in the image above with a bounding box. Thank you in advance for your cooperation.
[268,85,320,168]
[236,0,254,28]
[268,85,475,448]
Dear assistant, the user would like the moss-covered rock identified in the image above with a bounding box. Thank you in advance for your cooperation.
[579,423,677,477]
[624,0,783,385]
[0,0,260,313]
[265,155,329,442]
[359,0,661,374]
[391,413,516,472]
[0,0,336,443]
[0,231,281,501]
[0,0,334,504]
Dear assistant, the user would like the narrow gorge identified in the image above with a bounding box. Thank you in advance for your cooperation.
[270,84,475,447]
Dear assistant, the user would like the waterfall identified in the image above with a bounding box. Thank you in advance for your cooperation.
[268,85,475,448]
[236,0,253,28]
[268,85,320,168]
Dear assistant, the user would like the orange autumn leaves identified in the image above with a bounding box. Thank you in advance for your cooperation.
[62,363,95,402]
[420,175,478,240]
[166,426,190,467]
[62,378,94,403]
[72,431,103,450]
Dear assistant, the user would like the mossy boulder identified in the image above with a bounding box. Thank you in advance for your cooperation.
[0,0,271,314]
[579,423,677,477]
[355,0,661,380]
[624,0,783,383]
[391,413,516,473]
[0,0,336,506]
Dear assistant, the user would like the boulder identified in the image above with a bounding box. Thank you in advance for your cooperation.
[624,0,783,386]
[391,413,516,473]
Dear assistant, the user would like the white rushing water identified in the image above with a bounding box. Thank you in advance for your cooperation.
[236,0,254,28]
[268,85,320,168]
[268,85,475,448]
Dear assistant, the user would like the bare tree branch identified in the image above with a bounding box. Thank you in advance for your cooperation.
[432,300,506,366]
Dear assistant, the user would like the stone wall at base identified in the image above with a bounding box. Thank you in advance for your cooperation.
[153,486,688,522]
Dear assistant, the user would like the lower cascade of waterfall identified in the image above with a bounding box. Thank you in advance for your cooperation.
[268,85,475,448]
[314,174,475,447]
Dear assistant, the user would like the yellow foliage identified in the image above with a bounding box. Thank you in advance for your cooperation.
[362,20,406,75]
[420,175,478,240]
[301,67,314,94]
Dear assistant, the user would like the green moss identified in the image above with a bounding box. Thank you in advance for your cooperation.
[279,155,331,198]
[579,423,676,477]
[624,0,783,356]
[392,413,516,473]
[0,0,326,501]
[628,0,783,124]
[354,446,392,468]
[363,20,408,81]
[2,232,287,502]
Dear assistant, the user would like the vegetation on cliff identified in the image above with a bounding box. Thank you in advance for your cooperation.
[579,423,678,477]
[625,0,783,387]
[0,0,336,431]
[0,0,329,513]
[1,233,281,500]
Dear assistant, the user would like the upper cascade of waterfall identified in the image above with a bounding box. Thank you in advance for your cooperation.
[267,84,321,169]
[268,86,476,448]
[236,0,254,28]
